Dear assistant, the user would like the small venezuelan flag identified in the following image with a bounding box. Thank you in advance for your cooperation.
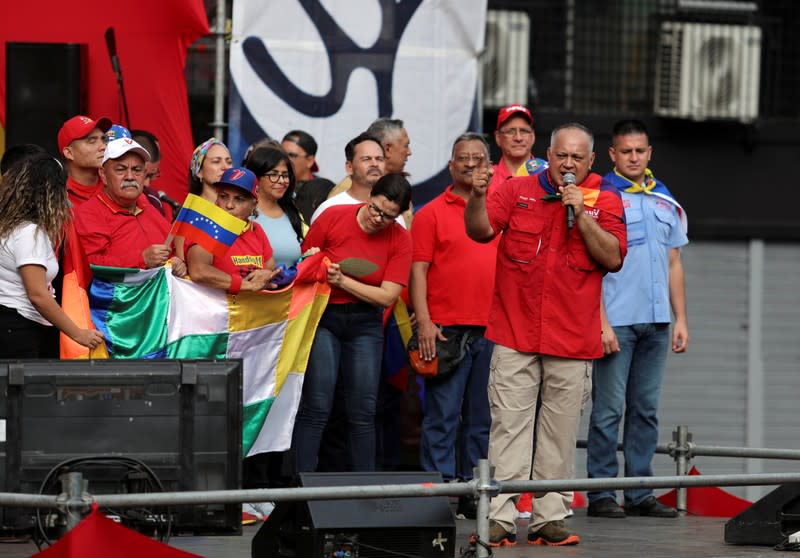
[169,193,247,257]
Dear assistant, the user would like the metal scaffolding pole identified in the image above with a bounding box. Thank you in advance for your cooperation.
[2,470,787,509]
[211,0,227,139]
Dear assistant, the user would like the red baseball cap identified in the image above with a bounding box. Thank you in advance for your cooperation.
[57,115,112,153]
[496,104,533,131]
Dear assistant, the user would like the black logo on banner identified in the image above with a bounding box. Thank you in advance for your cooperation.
[242,0,423,118]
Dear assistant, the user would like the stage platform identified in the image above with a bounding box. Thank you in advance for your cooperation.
[0,508,781,558]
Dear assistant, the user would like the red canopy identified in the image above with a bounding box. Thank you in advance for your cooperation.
[31,505,203,558]
[0,0,208,202]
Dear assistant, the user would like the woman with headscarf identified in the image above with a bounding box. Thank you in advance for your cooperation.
[188,137,233,202]
[0,154,104,357]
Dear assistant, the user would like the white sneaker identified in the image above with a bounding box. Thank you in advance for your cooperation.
[243,502,275,521]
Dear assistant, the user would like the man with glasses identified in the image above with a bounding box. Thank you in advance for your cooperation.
[311,133,406,228]
[74,138,185,275]
[490,104,536,192]
[410,132,498,518]
[58,115,112,209]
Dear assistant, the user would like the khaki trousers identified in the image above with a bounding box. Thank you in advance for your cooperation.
[487,344,591,532]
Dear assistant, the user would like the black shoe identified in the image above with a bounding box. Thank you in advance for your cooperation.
[587,497,626,518]
[456,495,477,520]
[625,496,678,518]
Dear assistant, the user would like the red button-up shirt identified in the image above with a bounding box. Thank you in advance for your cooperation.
[485,172,627,359]
[74,190,171,269]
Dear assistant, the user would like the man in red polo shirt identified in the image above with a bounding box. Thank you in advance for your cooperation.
[410,132,499,519]
[58,115,112,208]
[466,123,627,547]
[489,104,535,192]
[74,138,186,275]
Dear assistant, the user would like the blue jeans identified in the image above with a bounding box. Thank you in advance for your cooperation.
[420,330,492,481]
[292,305,383,472]
[586,323,669,506]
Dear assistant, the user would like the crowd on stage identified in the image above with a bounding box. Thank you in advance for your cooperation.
[0,105,688,546]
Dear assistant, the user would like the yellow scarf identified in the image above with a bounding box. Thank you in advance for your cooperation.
[615,167,657,194]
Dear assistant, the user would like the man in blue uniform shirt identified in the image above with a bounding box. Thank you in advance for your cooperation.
[586,119,689,518]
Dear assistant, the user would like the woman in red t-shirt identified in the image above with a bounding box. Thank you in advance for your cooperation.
[186,167,277,294]
[293,173,412,472]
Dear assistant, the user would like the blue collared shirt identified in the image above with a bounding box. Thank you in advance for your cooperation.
[603,190,688,326]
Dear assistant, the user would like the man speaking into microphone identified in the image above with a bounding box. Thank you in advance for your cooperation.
[465,122,627,547]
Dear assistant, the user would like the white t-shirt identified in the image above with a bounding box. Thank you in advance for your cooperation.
[310,191,407,228]
[0,222,58,325]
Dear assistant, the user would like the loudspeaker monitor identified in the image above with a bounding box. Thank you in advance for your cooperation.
[725,484,800,545]
[252,471,456,558]
[0,359,242,536]
[5,42,86,155]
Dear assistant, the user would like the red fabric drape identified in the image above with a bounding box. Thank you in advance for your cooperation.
[0,1,208,202]
[658,466,753,517]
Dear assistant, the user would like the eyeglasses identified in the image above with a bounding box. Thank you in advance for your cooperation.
[367,202,399,222]
[499,127,533,138]
[263,171,291,183]
[454,154,486,164]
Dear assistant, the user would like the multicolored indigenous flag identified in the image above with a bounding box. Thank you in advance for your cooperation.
[87,254,330,456]
[169,193,248,257]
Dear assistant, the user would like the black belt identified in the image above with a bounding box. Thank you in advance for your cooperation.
[325,301,379,314]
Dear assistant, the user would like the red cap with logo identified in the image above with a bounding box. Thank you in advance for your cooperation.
[496,104,533,131]
[58,115,112,152]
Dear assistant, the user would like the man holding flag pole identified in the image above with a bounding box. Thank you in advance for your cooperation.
[74,137,187,276]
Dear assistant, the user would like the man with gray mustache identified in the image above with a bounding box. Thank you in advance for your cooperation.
[74,138,186,276]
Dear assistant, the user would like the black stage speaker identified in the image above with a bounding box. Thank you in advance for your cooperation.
[252,471,456,558]
[0,359,242,535]
[5,42,86,155]
[725,484,800,545]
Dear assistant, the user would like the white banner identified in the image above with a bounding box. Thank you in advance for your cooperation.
[229,0,486,201]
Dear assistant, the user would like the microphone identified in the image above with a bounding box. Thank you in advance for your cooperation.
[105,27,121,76]
[563,172,576,229]
[158,191,181,212]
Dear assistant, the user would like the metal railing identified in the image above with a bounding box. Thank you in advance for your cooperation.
[3,425,800,558]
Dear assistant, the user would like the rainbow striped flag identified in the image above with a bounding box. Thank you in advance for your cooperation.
[87,254,331,455]
[382,296,413,391]
[169,193,248,257]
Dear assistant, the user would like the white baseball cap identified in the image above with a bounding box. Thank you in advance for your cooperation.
[102,138,151,164]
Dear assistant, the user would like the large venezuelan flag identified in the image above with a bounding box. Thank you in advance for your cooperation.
[87,254,330,456]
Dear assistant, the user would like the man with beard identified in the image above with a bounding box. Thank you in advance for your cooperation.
[74,138,185,276]
[310,133,402,226]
